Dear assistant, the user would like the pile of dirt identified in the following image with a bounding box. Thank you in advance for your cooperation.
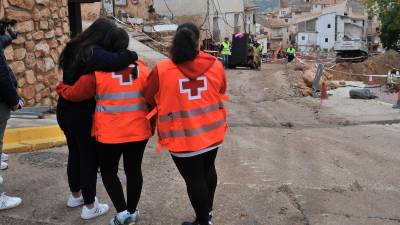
[328,50,400,84]
[288,50,400,96]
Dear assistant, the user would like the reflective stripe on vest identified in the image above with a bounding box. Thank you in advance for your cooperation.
[96,91,143,100]
[96,102,147,113]
[159,118,225,139]
[159,102,224,123]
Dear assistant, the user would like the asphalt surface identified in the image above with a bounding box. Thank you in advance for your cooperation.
[1,64,400,225]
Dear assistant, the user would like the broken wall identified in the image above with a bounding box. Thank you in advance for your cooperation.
[115,0,154,19]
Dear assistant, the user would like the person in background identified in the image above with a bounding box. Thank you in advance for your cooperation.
[220,37,231,68]
[393,71,400,109]
[0,20,23,211]
[145,23,228,225]
[57,18,138,220]
[57,27,152,225]
[251,40,263,69]
[286,45,296,62]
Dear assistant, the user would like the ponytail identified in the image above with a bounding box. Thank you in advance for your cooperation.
[170,23,200,64]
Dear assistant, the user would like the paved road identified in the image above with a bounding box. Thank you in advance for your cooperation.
[1,64,400,225]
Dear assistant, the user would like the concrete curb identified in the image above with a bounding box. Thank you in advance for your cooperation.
[4,125,66,153]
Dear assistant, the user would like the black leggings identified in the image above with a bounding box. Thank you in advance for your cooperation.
[97,140,148,213]
[172,149,218,225]
[65,133,98,205]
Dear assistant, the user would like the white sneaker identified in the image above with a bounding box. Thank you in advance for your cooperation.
[67,195,84,208]
[0,162,8,170]
[0,193,22,210]
[129,210,140,223]
[1,153,8,162]
[81,198,109,220]
[0,175,3,184]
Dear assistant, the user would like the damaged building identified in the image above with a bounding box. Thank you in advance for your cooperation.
[153,0,257,41]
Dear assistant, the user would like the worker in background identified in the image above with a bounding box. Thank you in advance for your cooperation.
[286,45,296,62]
[251,40,263,69]
[220,37,231,68]
[393,71,400,109]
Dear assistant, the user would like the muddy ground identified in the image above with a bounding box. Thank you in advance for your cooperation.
[1,63,400,225]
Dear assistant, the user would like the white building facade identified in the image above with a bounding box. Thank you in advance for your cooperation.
[294,0,368,53]
[316,12,336,50]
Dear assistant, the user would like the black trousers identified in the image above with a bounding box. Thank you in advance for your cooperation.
[64,133,98,205]
[288,54,295,62]
[57,108,98,205]
[97,140,148,213]
[172,149,218,225]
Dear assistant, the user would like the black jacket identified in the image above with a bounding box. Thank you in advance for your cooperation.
[56,47,138,134]
[0,33,19,107]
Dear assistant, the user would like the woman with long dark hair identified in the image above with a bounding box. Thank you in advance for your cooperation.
[144,23,228,225]
[57,18,138,220]
[57,27,152,225]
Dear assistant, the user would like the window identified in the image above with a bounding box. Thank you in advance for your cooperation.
[285,19,288,22]
[327,24,331,28]
[302,36,306,40]
[325,38,329,42]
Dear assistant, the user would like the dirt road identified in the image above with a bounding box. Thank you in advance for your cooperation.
[1,63,400,225]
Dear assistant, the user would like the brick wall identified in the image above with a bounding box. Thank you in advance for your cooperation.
[1,0,70,107]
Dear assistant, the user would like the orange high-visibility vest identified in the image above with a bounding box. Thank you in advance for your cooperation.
[155,59,228,153]
[93,60,152,144]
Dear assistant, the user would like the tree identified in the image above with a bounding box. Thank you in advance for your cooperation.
[365,0,400,50]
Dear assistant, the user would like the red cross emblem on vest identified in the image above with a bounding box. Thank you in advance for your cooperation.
[179,76,207,100]
[112,64,138,86]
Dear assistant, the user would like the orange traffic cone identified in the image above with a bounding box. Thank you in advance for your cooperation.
[367,75,374,85]
[320,82,328,100]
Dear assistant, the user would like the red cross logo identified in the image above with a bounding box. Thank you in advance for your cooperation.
[112,64,138,85]
[179,76,207,100]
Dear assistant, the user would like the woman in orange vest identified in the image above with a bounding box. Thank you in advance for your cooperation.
[57,27,152,225]
[144,23,228,225]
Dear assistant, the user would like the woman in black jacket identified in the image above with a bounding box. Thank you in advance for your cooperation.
[57,18,138,220]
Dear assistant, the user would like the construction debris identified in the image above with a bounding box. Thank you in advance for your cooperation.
[288,50,400,96]
[328,50,400,83]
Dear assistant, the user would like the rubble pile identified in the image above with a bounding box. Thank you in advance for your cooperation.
[288,50,400,96]
[288,62,337,96]
[329,50,400,83]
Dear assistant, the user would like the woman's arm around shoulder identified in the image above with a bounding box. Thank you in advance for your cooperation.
[87,47,138,73]
[56,73,96,102]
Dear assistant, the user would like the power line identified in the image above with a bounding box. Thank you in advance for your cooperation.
[200,0,210,28]
[163,0,174,21]
[211,0,235,28]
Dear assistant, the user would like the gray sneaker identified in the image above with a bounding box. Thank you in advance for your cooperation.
[127,210,140,224]
[393,103,400,109]
[109,212,139,225]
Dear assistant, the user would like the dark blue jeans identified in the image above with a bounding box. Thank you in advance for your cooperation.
[222,55,230,68]
[0,103,10,168]
[0,103,10,193]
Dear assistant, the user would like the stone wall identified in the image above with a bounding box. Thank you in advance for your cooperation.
[0,0,70,107]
